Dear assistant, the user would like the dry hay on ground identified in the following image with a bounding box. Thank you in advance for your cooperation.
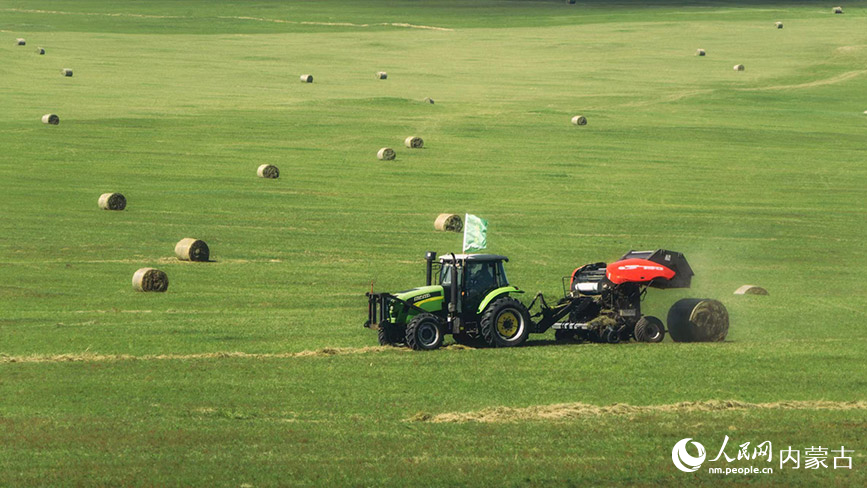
[41,113,59,125]
[734,284,768,295]
[434,213,463,232]
[98,192,126,210]
[377,147,395,160]
[175,238,210,262]
[132,268,169,292]
[257,164,279,179]
[299,74,313,83]
[404,136,423,148]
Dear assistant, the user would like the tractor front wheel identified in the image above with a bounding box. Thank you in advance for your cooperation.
[480,297,531,347]
[405,313,444,351]
[634,316,665,343]
[378,324,405,346]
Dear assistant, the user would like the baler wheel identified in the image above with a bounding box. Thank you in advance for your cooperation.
[634,316,665,343]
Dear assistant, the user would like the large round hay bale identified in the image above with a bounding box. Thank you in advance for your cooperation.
[571,115,587,125]
[733,64,745,71]
[834,7,843,14]
[175,238,210,262]
[16,38,25,46]
[36,47,45,55]
[41,114,59,125]
[61,68,73,77]
[404,136,424,149]
[696,49,706,56]
[98,192,126,211]
[567,0,577,4]
[775,22,784,29]
[257,164,279,179]
[667,298,729,342]
[376,71,387,79]
[424,97,435,104]
[300,74,313,83]
[377,147,395,160]
[132,268,169,292]
[434,213,463,232]
[734,285,768,295]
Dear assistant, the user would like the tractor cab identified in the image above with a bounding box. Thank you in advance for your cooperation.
[432,253,510,316]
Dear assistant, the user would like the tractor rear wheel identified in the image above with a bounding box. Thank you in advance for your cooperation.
[378,324,404,346]
[634,316,665,343]
[480,297,531,347]
[405,313,444,351]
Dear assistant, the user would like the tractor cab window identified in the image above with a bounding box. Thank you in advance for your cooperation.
[439,264,454,286]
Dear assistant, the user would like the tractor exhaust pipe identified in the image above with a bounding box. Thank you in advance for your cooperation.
[425,251,437,286]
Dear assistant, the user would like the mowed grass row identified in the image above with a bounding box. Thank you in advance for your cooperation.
[1,0,866,485]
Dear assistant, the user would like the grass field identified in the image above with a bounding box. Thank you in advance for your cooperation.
[1,1,866,485]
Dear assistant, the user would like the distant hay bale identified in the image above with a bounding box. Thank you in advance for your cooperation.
[775,22,784,29]
[376,71,387,79]
[567,0,577,4]
[36,47,45,54]
[434,213,463,232]
[175,238,210,262]
[41,114,59,125]
[61,68,73,77]
[404,136,424,149]
[377,147,395,160]
[834,6,843,14]
[257,164,279,179]
[733,64,745,71]
[667,298,729,342]
[16,38,25,46]
[734,285,768,295]
[300,74,313,83]
[424,97,435,104]
[98,192,126,211]
[132,268,169,292]
[696,49,706,56]
[571,115,587,126]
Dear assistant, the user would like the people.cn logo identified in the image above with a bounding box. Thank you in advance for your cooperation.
[672,438,707,472]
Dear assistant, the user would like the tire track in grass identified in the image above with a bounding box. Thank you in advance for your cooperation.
[409,400,867,423]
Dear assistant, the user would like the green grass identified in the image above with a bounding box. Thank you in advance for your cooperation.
[1,1,866,486]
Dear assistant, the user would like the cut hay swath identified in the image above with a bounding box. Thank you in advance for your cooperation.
[16,38,25,46]
[61,68,73,77]
[98,192,126,211]
[300,74,313,83]
[733,64,745,71]
[175,238,210,262]
[376,71,387,79]
[734,285,768,295]
[424,97,435,104]
[257,164,279,179]
[404,136,424,149]
[571,115,587,125]
[775,22,784,29]
[696,49,706,56]
[41,114,59,125]
[36,47,45,54]
[132,268,169,292]
[667,298,729,342]
[434,213,463,232]
[377,147,395,160]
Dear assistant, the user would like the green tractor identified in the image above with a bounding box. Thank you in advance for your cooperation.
[365,252,531,350]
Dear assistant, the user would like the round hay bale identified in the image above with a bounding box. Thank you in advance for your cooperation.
[775,22,784,29]
[424,97,435,104]
[16,38,25,46]
[571,115,587,126]
[36,47,45,55]
[98,192,126,211]
[257,164,279,179]
[404,136,424,149]
[434,213,463,232]
[300,74,313,83]
[132,268,169,292]
[41,114,59,125]
[733,64,745,71]
[567,0,577,4]
[734,284,768,296]
[667,298,729,342]
[376,71,388,79]
[834,7,843,14]
[696,49,706,56]
[61,68,73,77]
[175,238,210,262]
[377,147,395,160]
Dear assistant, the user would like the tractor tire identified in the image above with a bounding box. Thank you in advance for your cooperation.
[479,297,531,347]
[452,332,486,348]
[667,298,729,342]
[634,316,665,343]
[377,324,405,346]
[405,313,444,351]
